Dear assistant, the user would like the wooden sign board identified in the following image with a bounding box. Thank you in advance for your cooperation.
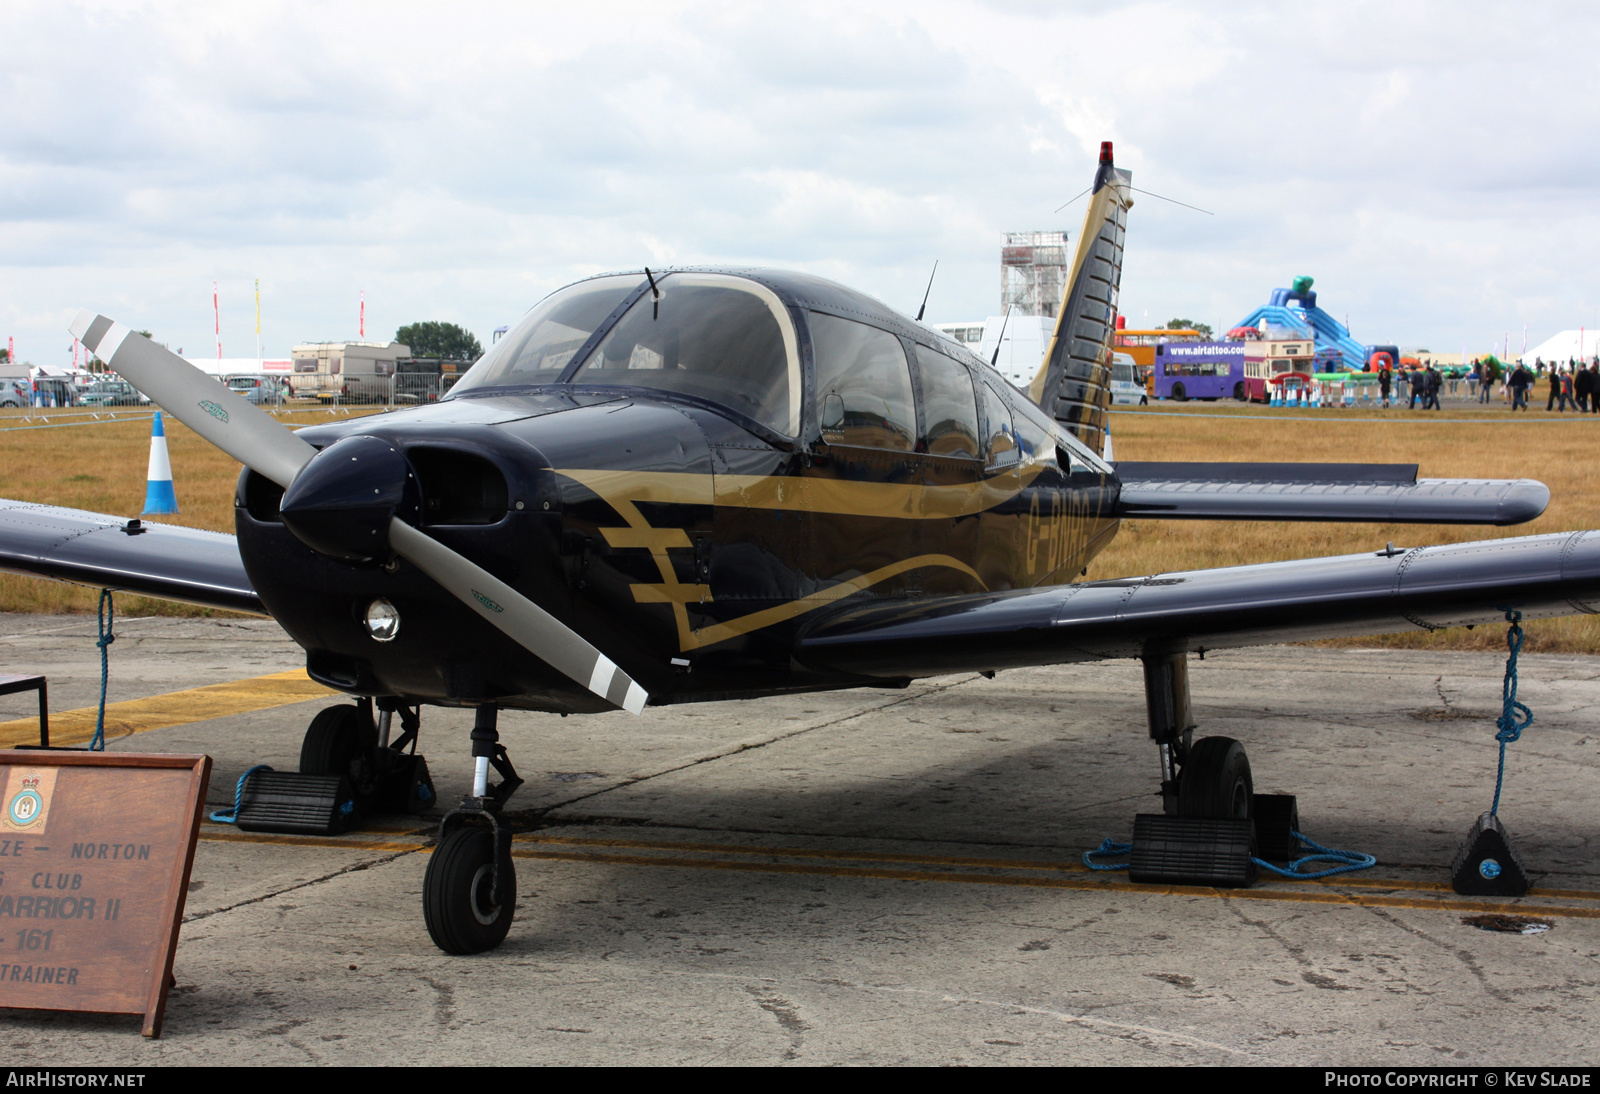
[0,750,211,1037]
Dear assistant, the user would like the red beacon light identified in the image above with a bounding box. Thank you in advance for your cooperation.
[1100,141,1114,164]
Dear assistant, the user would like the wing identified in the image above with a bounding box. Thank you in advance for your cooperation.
[1113,462,1548,525]
[0,498,264,615]
[796,529,1600,678]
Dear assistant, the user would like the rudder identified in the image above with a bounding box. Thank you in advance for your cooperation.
[1027,141,1133,456]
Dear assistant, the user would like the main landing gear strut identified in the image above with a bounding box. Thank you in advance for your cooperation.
[1143,651,1254,821]
[298,697,437,816]
[423,705,525,954]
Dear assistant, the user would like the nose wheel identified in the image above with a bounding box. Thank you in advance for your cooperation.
[423,826,515,954]
[424,705,523,954]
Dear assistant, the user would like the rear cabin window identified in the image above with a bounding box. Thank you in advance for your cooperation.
[916,348,980,459]
[811,313,916,452]
[982,380,1018,465]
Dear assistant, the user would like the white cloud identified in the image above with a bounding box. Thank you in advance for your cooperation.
[1,0,1598,365]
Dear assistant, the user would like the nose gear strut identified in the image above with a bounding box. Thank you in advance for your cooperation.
[425,705,524,954]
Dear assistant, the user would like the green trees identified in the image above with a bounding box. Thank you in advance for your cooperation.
[395,321,483,362]
[1166,318,1213,339]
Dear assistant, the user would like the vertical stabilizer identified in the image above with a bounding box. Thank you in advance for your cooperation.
[1027,142,1132,455]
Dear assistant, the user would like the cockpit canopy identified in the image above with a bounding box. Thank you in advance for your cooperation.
[449,268,1109,475]
[451,272,800,435]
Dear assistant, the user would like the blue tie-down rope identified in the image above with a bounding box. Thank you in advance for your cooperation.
[1083,831,1376,880]
[1491,610,1533,816]
[210,765,274,824]
[1251,831,1376,880]
[1083,839,1132,871]
[89,589,114,752]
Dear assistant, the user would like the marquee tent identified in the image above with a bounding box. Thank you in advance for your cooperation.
[1520,330,1600,366]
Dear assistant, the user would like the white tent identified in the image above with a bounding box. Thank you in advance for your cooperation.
[1520,330,1600,366]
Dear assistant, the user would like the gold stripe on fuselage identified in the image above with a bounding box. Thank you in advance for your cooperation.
[557,466,1051,653]
[558,462,1050,522]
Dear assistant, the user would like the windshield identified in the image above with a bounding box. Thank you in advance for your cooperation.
[450,274,642,394]
[568,273,800,435]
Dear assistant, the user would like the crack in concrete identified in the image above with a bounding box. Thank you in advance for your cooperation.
[537,676,983,815]
[183,848,421,923]
[1360,905,1512,1004]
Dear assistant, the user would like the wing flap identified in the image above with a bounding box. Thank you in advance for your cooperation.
[1113,462,1548,525]
[0,498,263,615]
[797,529,1600,677]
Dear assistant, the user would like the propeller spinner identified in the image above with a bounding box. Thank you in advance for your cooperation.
[67,310,647,715]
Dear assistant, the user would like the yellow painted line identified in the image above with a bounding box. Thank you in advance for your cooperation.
[509,846,1600,920]
[183,826,1600,919]
[0,669,337,748]
[198,830,429,854]
[515,833,1600,903]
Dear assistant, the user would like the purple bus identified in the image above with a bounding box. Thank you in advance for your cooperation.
[1153,341,1247,402]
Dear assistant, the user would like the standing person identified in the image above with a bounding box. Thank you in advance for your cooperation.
[1467,360,1481,400]
[1560,368,1575,412]
[1547,365,1561,411]
[1576,361,1592,413]
[1408,366,1424,409]
[1378,361,1393,407]
[1591,362,1600,413]
[1510,362,1532,410]
[1425,364,1442,410]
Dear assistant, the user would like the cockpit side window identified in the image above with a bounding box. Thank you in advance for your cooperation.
[916,348,980,459]
[811,312,916,452]
[450,274,642,394]
[569,274,801,436]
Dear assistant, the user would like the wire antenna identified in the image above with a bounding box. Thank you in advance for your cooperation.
[1130,187,1214,216]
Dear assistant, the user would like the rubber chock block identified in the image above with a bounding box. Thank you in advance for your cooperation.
[234,770,361,835]
[1129,813,1258,888]
[1451,811,1530,896]
[1252,793,1300,862]
[375,754,436,815]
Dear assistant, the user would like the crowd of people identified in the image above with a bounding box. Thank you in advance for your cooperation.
[1372,357,1600,411]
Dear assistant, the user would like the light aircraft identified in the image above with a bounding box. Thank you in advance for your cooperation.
[0,143,1589,954]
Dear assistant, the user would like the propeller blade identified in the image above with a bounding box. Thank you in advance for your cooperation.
[68,310,316,489]
[387,518,648,715]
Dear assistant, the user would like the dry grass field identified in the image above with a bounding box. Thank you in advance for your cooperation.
[1,400,1597,650]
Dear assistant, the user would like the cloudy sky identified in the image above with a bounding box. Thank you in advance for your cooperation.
[2,1,1597,366]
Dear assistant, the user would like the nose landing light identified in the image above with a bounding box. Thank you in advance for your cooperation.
[365,598,400,642]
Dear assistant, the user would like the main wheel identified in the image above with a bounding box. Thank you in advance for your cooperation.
[299,705,372,780]
[1177,736,1253,819]
[424,827,515,954]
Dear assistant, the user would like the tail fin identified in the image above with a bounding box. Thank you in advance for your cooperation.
[1026,141,1133,456]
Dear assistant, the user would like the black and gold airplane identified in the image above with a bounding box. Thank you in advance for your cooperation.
[0,143,1591,953]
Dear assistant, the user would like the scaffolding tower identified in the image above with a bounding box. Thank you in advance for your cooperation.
[1000,231,1069,318]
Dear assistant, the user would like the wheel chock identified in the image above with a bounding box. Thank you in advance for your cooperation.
[1451,811,1530,896]
[1252,793,1300,862]
[234,770,361,835]
[1128,813,1258,888]
[375,754,436,815]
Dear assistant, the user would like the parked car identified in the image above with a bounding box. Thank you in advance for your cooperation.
[0,379,27,407]
[79,379,148,406]
[225,375,288,406]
